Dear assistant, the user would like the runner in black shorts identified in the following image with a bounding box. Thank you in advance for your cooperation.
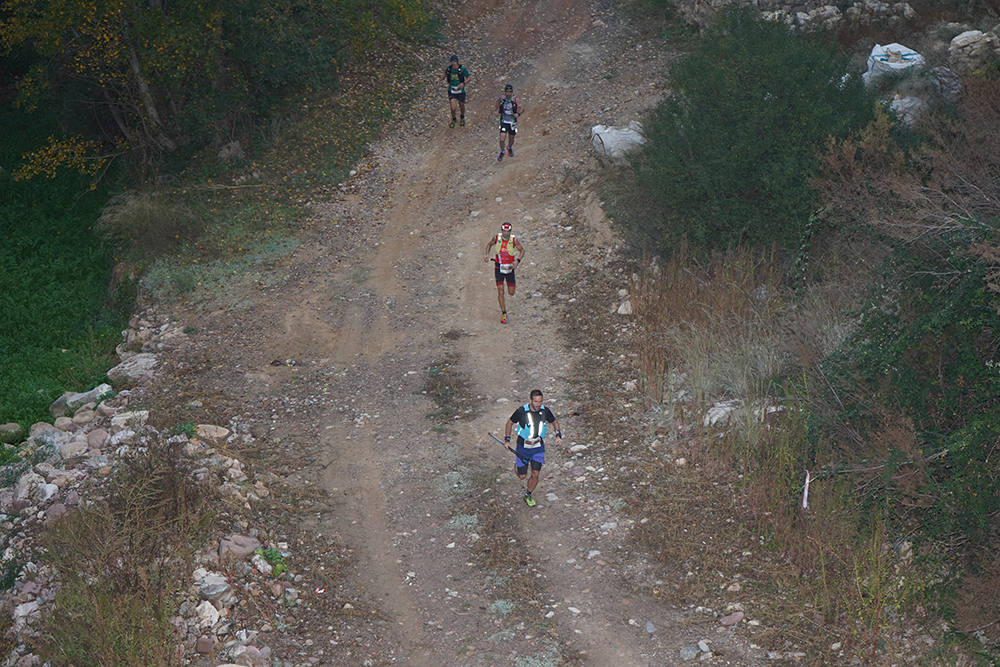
[497,83,521,162]
[483,222,525,324]
[441,54,470,127]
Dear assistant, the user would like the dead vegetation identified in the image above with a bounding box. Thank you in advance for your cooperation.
[32,440,213,664]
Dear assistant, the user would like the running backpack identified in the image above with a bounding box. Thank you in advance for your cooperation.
[446,66,466,88]
[498,96,519,117]
[515,404,548,441]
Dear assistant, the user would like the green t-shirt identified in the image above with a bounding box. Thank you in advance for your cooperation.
[445,65,470,94]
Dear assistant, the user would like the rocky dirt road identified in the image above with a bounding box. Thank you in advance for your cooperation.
[159,0,762,663]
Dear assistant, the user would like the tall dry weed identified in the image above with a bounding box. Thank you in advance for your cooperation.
[632,243,788,438]
[35,441,211,664]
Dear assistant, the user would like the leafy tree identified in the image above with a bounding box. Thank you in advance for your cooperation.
[0,0,431,174]
[631,8,873,255]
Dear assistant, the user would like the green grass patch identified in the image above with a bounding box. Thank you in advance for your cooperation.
[0,106,128,428]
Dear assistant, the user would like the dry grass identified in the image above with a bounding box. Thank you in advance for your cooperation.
[33,440,212,665]
[613,244,958,659]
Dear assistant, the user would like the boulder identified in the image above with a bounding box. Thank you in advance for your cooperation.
[14,472,45,501]
[72,410,95,426]
[107,353,158,385]
[928,66,962,104]
[890,95,925,126]
[591,121,646,161]
[53,417,77,432]
[218,140,245,162]
[197,572,234,603]
[197,424,231,441]
[194,600,220,629]
[949,30,1000,74]
[63,383,112,413]
[0,422,23,444]
[47,392,75,418]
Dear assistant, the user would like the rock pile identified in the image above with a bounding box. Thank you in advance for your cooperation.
[0,311,288,666]
[673,0,918,32]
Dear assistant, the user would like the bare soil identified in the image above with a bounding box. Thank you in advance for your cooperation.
[145,0,767,664]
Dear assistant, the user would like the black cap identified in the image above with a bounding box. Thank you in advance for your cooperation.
[449,54,459,62]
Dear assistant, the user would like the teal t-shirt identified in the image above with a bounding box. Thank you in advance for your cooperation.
[445,65,470,93]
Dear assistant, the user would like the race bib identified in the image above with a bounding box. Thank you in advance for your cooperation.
[499,262,514,274]
[522,439,541,449]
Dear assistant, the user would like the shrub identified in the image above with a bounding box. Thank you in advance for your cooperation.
[36,441,210,664]
[629,8,873,256]
[96,191,200,259]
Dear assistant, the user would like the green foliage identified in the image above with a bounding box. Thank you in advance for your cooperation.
[0,106,126,428]
[628,8,873,255]
[824,245,1000,551]
[255,547,287,576]
[169,422,198,437]
[0,0,435,170]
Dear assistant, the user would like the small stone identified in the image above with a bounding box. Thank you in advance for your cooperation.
[219,534,261,561]
[53,417,76,432]
[645,621,656,634]
[831,642,842,651]
[698,640,710,653]
[720,610,744,626]
[87,428,109,449]
[727,582,741,593]
[568,607,581,614]
[195,635,214,654]
[59,439,88,459]
[197,424,230,441]
[616,299,633,315]
[674,457,686,466]
[679,647,699,662]
[72,410,95,425]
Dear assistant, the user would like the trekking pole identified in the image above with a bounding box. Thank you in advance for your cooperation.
[488,432,530,467]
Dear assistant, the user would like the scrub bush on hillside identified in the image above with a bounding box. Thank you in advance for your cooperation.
[630,8,873,256]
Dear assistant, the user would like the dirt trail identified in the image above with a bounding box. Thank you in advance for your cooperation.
[164,0,760,663]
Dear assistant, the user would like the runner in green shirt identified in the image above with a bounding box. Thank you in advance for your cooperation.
[440,54,470,128]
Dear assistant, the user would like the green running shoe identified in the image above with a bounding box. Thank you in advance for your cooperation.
[524,493,537,507]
